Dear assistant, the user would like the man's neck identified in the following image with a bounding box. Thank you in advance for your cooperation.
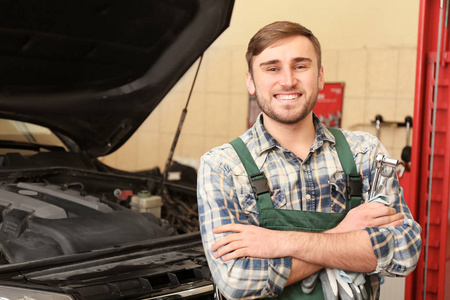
[262,113,316,160]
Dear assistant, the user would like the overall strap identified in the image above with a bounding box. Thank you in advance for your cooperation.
[229,138,273,211]
[327,128,363,212]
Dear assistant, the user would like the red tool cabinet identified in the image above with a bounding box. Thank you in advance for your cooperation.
[407,0,450,298]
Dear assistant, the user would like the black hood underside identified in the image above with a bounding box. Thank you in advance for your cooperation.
[0,0,234,156]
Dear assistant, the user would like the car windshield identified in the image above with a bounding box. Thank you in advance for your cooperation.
[0,119,67,154]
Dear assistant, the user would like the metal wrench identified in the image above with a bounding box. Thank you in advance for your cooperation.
[369,154,399,199]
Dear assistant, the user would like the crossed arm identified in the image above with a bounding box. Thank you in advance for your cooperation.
[211,202,404,284]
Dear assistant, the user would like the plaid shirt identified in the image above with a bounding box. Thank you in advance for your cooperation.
[197,114,422,300]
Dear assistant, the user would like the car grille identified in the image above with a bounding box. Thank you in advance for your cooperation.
[71,271,215,300]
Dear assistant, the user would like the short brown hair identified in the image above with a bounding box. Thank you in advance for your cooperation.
[245,21,322,73]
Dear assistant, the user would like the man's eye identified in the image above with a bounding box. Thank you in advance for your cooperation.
[268,67,278,72]
[295,65,305,70]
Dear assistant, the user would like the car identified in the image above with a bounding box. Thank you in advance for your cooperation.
[0,0,234,299]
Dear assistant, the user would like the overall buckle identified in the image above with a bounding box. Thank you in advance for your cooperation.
[346,174,362,200]
[249,172,270,196]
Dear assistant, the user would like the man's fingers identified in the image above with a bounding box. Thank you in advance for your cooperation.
[211,224,245,251]
[211,232,241,251]
[369,205,396,217]
[336,202,404,233]
[213,240,240,258]
[211,224,277,260]
[385,219,404,228]
[220,248,248,261]
[213,224,236,233]
[363,204,400,222]
[381,215,404,228]
[212,239,251,260]
[211,235,229,252]
[213,223,244,234]
[372,213,404,227]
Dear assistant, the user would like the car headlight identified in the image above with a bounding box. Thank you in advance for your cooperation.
[0,286,73,300]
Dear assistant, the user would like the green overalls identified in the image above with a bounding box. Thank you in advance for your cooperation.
[229,128,371,299]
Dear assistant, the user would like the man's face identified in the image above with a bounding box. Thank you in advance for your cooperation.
[246,36,324,125]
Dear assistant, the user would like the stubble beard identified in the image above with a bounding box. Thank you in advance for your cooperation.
[255,86,319,125]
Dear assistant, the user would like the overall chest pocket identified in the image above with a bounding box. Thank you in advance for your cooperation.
[329,177,347,213]
[329,173,369,213]
[237,189,286,222]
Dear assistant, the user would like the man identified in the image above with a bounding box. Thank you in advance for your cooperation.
[197,21,421,299]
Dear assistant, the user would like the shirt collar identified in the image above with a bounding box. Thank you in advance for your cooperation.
[312,114,335,151]
[250,113,335,156]
[251,113,277,155]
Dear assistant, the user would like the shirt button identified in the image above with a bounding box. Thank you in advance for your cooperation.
[305,194,311,200]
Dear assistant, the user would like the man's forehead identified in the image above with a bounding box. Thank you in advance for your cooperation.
[252,36,318,65]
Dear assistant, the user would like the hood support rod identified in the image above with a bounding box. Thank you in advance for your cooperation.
[158,54,204,196]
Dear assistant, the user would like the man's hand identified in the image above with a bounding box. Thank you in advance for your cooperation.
[211,224,290,261]
[328,202,404,234]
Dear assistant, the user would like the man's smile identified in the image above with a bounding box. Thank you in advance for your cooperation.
[274,93,302,100]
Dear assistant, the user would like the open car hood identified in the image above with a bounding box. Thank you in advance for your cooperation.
[0,0,234,157]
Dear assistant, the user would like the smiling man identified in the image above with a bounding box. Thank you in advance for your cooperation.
[197,21,421,300]
[246,33,323,160]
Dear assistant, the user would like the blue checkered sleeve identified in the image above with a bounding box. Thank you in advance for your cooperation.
[364,181,422,276]
[197,150,291,299]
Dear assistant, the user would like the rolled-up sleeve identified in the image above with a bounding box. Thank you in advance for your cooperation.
[346,130,422,277]
[365,173,422,276]
[197,150,291,299]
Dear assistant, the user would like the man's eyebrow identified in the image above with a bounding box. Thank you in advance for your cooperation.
[292,57,312,63]
[259,59,280,67]
[258,57,313,68]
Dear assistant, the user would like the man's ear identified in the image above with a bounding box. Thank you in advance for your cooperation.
[318,66,325,91]
[246,71,256,95]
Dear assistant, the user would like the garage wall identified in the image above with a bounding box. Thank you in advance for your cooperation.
[101,0,420,174]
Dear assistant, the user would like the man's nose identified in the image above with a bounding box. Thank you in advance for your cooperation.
[280,69,297,87]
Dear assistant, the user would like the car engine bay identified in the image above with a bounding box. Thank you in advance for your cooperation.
[0,151,213,299]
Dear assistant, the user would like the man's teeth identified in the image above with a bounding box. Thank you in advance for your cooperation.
[276,94,300,100]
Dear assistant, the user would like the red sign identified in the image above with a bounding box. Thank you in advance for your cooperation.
[313,82,345,128]
[247,82,345,128]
